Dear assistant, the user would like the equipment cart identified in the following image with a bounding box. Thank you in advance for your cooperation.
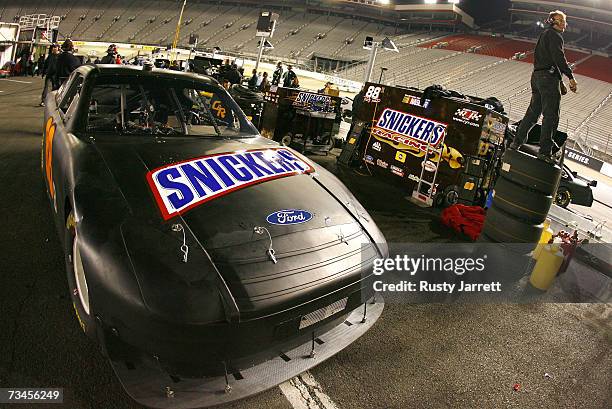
[259,86,342,154]
[341,82,509,207]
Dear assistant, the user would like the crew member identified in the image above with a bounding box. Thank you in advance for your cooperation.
[40,44,60,106]
[100,44,118,64]
[510,10,578,163]
[225,63,242,85]
[55,39,81,88]
[272,61,283,85]
[248,69,259,89]
[36,54,45,76]
[282,65,297,88]
[259,71,270,92]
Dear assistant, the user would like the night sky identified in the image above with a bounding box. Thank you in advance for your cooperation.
[459,0,512,25]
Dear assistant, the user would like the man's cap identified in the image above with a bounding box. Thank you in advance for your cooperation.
[61,39,74,51]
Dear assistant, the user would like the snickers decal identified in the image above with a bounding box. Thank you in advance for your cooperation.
[147,148,314,220]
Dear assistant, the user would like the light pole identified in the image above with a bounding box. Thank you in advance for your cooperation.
[171,0,187,61]
[362,36,398,83]
[379,67,388,83]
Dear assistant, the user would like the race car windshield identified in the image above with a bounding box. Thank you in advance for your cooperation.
[86,76,258,138]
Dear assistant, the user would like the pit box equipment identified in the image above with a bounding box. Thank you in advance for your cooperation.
[341,82,509,207]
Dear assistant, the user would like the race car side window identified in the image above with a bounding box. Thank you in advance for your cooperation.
[58,74,84,120]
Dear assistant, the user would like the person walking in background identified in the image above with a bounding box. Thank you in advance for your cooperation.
[36,54,45,76]
[272,61,283,85]
[100,44,117,64]
[248,69,259,89]
[510,10,577,163]
[282,65,297,88]
[259,71,269,92]
[55,39,81,88]
[224,63,242,85]
[40,44,60,106]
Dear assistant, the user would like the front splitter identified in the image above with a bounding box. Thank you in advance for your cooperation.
[109,296,384,409]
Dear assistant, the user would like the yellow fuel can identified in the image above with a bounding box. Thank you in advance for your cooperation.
[529,243,564,290]
[533,219,554,260]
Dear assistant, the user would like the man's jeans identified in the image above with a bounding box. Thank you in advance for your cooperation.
[40,76,52,103]
[514,70,561,155]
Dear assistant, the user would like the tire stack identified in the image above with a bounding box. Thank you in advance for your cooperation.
[481,149,562,250]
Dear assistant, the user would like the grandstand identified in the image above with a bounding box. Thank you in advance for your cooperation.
[509,0,612,52]
[0,0,610,159]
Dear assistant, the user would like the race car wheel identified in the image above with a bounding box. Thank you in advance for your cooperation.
[281,133,293,147]
[500,149,562,195]
[482,204,543,245]
[436,185,459,208]
[555,187,572,208]
[491,177,553,224]
[65,211,96,338]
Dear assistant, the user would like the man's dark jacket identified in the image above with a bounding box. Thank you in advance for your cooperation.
[100,53,116,64]
[533,27,574,80]
[56,51,82,84]
[44,54,59,79]
[224,68,242,85]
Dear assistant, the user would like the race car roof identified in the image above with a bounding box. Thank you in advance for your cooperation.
[75,64,218,85]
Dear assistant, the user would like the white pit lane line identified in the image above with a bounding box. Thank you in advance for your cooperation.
[280,371,339,409]
[0,79,32,84]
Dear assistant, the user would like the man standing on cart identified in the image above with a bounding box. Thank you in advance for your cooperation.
[510,10,577,163]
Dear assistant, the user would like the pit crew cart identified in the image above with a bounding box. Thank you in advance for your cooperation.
[343,82,509,207]
[259,86,342,154]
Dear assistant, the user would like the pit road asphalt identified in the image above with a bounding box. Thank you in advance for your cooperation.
[0,77,610,409]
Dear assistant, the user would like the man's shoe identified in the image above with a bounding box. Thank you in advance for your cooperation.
[537,153,555,164]
[39,102,45,107]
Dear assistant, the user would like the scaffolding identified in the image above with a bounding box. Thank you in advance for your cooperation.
[18,14,60,31]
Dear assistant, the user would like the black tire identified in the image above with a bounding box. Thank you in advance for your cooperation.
[492,177,553,224]
[500,149,562,195]
[555,186,572,208]
[65,211,97,339]
[435,185,459,208]
[482,204,543,244]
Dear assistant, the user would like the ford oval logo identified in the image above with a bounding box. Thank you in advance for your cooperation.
[267,209,313,225]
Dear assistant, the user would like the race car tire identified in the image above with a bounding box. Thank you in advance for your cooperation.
[65,211,97,339]
[554,186,572,208]
[482,204,543,244]
[491,177,553,224]
[500,149,562,195]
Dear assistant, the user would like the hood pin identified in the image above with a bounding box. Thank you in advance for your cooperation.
[171,224,189,263]
[254,226,277,264]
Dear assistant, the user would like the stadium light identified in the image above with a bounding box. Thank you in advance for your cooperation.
[363,37,399,83]
[381,37,399,52]
[424,0,437,4]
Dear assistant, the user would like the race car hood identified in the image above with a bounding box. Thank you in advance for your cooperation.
[93,135,382,319]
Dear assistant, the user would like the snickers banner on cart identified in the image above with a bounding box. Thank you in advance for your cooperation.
[354,82,508,206]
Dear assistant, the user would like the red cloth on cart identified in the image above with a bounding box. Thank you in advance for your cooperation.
[441,204,486,241]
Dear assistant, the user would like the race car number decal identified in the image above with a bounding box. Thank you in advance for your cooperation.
[147,148,314,220]
[44,117,56,201]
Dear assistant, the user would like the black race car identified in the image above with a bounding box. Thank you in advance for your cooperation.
[556,164,597,208]
[42,64,386,408]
